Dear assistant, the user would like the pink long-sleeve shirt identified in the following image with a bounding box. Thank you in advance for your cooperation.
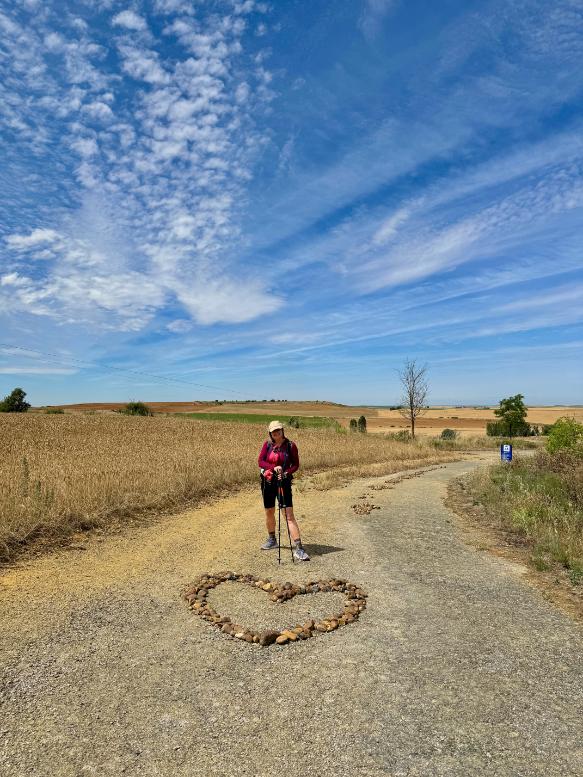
[258,439,299,476]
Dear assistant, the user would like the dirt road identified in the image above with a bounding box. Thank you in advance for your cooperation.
[1,458,582,776]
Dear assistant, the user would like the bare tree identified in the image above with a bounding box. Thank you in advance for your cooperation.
[397,359,428,438]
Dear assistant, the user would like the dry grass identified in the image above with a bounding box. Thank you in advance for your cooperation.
[0,414,457,562]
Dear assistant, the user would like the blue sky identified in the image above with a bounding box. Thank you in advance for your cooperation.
[0,0,582,406]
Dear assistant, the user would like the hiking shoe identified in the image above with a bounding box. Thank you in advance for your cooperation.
[261,535,278,550]
[293,545,310,562]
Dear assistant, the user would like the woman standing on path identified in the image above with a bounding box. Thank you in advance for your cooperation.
[258,420,310,561]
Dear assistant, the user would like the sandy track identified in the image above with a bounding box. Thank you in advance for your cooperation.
[1,459,582,777]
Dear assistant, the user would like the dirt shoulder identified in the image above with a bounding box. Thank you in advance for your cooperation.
[1,456,582,777]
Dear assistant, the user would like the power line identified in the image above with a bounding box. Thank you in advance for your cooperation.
[0,342,251,397]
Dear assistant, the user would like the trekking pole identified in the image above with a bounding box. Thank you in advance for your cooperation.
[277,486,281,565]
[278,475,295,564]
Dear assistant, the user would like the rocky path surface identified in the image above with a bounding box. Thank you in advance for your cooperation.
[1,458,582,777]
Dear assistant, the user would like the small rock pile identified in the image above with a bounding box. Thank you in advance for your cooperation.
[182,572,368,647]
[352,502,381,515]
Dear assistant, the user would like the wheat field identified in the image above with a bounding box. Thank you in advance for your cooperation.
[0,414,456,561]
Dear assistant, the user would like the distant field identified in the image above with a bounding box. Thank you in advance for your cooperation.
[179,412,340,429]
[50,401,583,438]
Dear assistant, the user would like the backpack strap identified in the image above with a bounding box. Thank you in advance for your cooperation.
[265,439,293,471]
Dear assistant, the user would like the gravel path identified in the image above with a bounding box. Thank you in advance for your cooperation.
[1,457,582,777]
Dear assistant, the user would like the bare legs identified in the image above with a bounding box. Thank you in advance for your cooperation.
[264,506,300,543]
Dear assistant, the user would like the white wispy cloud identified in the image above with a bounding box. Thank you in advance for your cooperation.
[6,228,61,249]
[359,0,397,40]
[0,366,77,375]
[268,123,583,297]
[112,10,148,31]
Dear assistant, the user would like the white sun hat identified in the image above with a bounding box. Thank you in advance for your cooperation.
[268,420,284,433]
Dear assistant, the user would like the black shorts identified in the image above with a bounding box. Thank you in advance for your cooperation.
[261,475,293,509]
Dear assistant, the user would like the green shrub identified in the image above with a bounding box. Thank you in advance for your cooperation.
[486,421,504,436]
[546,417,583,455]
[441,428,458,440]
[357,415,367,433]
[120,401,153,417]
[349,418,358,432]
[389,429,411,442]
[45,408,64,415]
[288,416,300,429]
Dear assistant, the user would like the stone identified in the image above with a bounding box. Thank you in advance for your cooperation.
[281,630,298,642]
[262,583,273,591]
[259,630,279,646]
[275,634,289,645]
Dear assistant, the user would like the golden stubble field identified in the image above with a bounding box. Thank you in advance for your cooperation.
[53,401,583,437]
[0,413,457,562]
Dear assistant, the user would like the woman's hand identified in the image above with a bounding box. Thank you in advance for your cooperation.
[274,466,283,479]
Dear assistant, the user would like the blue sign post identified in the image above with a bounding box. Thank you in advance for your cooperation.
[500,443,513,462]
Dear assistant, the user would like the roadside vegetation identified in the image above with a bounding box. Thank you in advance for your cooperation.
[0,413,457,563]
[464,417,583,584]
[429,434,541,450]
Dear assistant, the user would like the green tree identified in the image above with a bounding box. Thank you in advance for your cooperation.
[0,387,31,413]
[546,417,583,454]
[357,415,367,433]
[493,394,529,437]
